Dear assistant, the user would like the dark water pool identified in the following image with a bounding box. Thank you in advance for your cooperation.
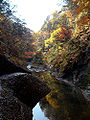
[32,71,90,120]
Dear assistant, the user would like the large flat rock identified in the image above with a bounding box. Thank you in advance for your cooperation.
[0,73,51,108]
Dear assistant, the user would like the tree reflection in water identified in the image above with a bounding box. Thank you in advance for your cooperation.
[33,71,90,120]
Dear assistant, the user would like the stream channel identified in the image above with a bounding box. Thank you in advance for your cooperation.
[27,65,90,120]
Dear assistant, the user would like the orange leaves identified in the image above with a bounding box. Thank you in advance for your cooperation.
[25,56,32,58]
[77,16,90,26]
[24,51,36,59]
[25,52,36,55]
[66,0,90,30]
[46,94,60,108]
[25,51,36,55]
[66,10,74,26]
[45,30,49,34]
[61,27,68,35]
[66,10,74,19]
[72,0,90,15]
[54,27,71,41]
[58,50,62,55]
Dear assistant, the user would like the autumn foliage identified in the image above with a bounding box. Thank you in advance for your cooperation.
[0,0,36,65]
[34,0,90,72]
[0,0,89,69]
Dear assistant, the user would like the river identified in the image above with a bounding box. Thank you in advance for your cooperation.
[0,66,90,120]
[32,71,90,120]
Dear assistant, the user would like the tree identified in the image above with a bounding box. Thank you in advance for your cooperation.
[0,0,36,66]
[0,0,14,18]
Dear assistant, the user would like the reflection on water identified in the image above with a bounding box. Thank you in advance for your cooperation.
[33,71,90,120]
[33,103,49,120]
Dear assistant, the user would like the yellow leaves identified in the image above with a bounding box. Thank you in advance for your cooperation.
[58,47,65,55]
[42,52,46,56]
[66,10,74,19]
[67,0,90,30]
[58,46,62,50]
[44,27,71,65]
[58,50,62,55]
[0,14,5,21]
[51,28,62,38]
[45,37,54,48]
[76,12,83,21]
[36,48,42,52]
[50,27,68,41]
[60,59,68,71]
[46,94,60,108]
[37,1,89,73]
[32,41,36,45]
[0,17,4,21]
[62,48,65,51]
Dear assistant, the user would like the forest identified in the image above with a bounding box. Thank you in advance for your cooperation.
[33,0,89,73]
[0,0,89,70]
[0,0,90,120]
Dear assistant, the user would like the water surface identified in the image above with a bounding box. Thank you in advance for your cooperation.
[32,71,90,120]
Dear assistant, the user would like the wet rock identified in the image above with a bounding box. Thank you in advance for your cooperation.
[1,73,51,108]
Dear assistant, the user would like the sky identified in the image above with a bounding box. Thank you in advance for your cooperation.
[10,0,64,32]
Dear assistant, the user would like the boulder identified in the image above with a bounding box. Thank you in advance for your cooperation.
[0,86,33,120]
[0,54,51,119]
[1,73,51,108]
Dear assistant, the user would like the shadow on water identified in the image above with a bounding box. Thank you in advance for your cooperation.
[33,71,90,120]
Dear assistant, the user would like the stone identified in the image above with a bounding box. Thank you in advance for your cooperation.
[1,73,51,108]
